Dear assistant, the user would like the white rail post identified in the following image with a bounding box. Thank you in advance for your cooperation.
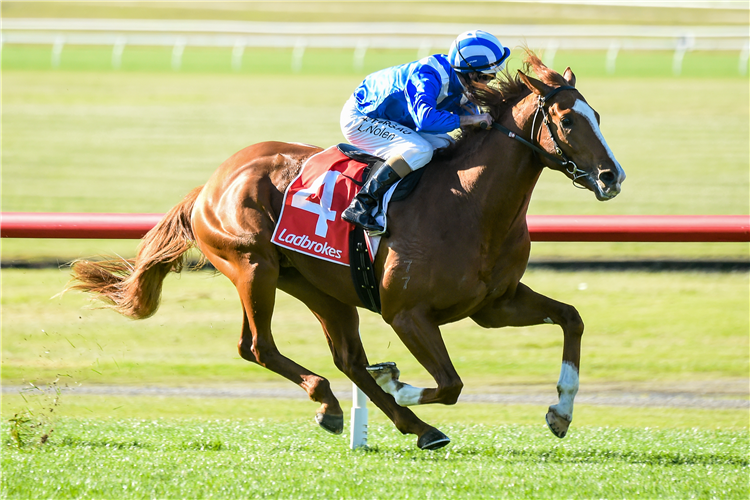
[112,37,126,70]
[673,33,694,76]
[292,39,306,74]
[353,39,368,72]
[51,36,64,69]
[544,40,559,70]
[350,383,368,449]
[739,41,749,77]
[232,39,246,72]
[606,42,620,75]
[172,38,186,71]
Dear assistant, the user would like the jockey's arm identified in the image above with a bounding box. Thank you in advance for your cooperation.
[405,68,461,134]
[406,66,492,132]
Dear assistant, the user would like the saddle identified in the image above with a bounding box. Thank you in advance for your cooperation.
[336,143,426,202]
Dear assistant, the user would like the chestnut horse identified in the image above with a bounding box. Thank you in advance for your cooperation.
[70,53,625,450]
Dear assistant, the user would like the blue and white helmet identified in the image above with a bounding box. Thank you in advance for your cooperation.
[448,30,511,74]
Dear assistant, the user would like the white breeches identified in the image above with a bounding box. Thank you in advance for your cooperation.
[340,95,454,172]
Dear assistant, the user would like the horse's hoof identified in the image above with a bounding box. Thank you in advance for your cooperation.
[366,362,400,380]
[417,428,451,450]
[545,407,571,439]
[315,413,344,435]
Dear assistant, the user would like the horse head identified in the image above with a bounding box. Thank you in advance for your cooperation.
[517,55,626,201]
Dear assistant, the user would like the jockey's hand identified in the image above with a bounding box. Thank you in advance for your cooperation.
[460,113,493,129]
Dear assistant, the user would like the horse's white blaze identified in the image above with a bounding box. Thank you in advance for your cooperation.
[571,99,623,176]
[552,361,579,419]
[379,379,424,406]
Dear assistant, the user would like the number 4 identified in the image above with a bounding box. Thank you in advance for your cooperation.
[291,170,341,238]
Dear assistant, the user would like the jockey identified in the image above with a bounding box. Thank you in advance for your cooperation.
[340,30,511,234]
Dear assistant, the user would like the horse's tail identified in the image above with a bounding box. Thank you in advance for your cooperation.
[68,187,204,320]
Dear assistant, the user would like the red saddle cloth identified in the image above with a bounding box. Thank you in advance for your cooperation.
[272,146,368,265]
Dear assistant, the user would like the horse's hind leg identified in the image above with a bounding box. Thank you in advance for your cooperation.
[233,258,344,434]
[470,282,584,439]
[278,269,448,449]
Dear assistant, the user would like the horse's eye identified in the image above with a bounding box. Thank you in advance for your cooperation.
[561,117,573,128]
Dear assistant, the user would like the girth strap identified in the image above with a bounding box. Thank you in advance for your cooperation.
[348,228,381,314]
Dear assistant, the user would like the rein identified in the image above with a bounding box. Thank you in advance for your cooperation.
[490,85,588,188]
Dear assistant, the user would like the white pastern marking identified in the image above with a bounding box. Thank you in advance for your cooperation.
[571,100,623,174]
[379,379,423,406]
[394,384,423,406]
[552,361,579,420]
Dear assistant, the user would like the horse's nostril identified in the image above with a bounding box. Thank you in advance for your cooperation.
[599,171,616,185]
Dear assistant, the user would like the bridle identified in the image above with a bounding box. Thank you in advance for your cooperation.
[490,85,588,189]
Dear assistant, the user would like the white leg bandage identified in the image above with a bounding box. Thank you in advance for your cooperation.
[378,379,424,406]
[367,362,424,406]
[551,361,579,420]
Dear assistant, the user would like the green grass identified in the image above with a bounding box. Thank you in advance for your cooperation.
[2,418,748,499]
[3,268,748,387]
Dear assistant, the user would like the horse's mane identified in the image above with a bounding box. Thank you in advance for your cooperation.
[436,50,569,160]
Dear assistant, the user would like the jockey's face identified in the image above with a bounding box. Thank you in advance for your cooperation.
[474,73,496,84]
[458,72,494,90]
[462,72,495,86]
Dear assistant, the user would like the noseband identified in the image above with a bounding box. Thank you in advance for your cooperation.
[491,85,588,188]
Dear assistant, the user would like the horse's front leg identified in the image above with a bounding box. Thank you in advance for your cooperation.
[471,282,584,439]
[277,267,445,449]
[383,308,464,407]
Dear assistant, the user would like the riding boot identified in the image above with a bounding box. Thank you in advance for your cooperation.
[342,161,403,234]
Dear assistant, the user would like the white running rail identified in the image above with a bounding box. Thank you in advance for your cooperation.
[2,19,748,75]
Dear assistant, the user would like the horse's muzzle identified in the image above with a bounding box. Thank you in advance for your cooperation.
[594,166,625,201]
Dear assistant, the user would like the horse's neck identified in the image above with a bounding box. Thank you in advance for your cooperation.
[467,94,543,229]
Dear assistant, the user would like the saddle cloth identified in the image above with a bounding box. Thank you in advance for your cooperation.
[272,145,399,265]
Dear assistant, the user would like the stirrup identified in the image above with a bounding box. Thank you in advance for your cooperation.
[366,226,389,237]
[342,211,386,235]
[347,216,385,234]
[342,198,381,229]
[343,207,388,236]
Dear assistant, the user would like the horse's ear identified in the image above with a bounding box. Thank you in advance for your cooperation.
[563,67,576,86]
[518,70,552,96]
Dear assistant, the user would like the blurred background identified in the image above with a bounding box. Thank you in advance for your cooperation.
[1,2,748,404]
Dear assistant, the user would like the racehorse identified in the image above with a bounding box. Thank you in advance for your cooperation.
[69,51,625,450]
